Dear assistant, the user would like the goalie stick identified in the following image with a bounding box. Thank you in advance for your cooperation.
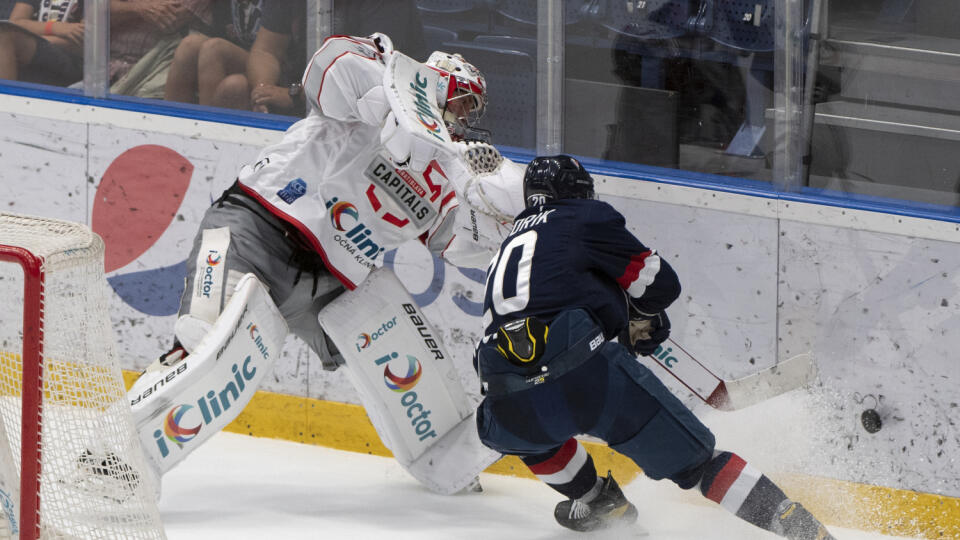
[641,338,816,411]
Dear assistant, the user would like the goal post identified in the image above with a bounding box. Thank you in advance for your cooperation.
[0,213,165,539]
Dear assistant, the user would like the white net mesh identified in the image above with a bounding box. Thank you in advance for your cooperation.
[0,213,165,539]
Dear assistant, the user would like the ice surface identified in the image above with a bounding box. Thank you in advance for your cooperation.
[161,431,918,540]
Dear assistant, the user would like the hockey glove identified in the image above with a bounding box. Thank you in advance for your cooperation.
[628,311,670,357]
[380,110,453,172]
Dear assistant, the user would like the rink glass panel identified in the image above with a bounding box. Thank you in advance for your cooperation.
[3,0,958,218]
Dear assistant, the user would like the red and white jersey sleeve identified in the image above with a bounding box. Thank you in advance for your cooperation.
[302,35,390,126]
[234,36,513,291]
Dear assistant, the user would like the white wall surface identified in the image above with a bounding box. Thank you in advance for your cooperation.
[0,93,957,497]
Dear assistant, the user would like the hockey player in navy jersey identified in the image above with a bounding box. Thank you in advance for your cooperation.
[474,155,835,539]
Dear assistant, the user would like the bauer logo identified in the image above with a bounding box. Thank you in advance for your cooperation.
[355,316,398,352]
[277,178,307,204]
[152,355,258,459]
[129,361,189,406]
[402,303,444,360]
[326,197,385,263]
[375,352,437,442]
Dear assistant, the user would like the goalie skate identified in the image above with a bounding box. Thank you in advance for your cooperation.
[57,450,141,505]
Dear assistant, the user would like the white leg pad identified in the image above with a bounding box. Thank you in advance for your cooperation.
[128,273,288,478]
[319,268,501,494]
[173,314,213,354]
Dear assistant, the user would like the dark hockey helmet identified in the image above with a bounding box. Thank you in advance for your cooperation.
[522,155,595,208]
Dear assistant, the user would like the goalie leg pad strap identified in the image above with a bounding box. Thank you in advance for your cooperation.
[129,273,288,478]
[319,268,499,493]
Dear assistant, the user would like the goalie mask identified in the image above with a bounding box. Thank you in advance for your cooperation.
[426,51,488,140]
[523,155,596,208]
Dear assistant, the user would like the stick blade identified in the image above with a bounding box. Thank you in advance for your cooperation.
[723,353,817,410]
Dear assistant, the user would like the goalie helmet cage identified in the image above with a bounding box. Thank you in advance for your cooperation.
[0,213,165,539]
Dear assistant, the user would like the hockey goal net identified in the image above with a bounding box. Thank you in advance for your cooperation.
[0,213,164,539]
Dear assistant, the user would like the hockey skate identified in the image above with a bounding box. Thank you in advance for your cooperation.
[554,472,638,532]
[461,476,483,493]
[58,449,141,504]
[774,501,835,540]
[140,343,186,376]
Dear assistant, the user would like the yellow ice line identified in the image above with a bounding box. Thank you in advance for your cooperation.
[123,373,960,538]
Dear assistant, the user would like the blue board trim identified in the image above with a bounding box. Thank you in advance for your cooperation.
[0,80,295,131]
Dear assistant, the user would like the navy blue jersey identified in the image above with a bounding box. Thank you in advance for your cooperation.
[481,198,680,340]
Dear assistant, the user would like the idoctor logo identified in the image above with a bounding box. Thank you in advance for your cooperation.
[197,249,222,298]
[355,316,398,352]
[375,352,437,442]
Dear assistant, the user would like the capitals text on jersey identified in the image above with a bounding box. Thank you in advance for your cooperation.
[364,156,438,226]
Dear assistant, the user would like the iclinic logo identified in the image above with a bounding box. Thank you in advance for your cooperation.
[653,344,679,368]
[328,200,359,231]
[380,352,423,392]
[164,404,202,448]
[326,197,384,261]
[410,72,444,141]
[247,323,270,360]
[152,355,259,458]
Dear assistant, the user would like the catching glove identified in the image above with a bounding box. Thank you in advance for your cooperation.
[627,310,670,356]
[380,111,453,172]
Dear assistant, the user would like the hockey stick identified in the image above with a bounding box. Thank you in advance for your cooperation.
[641,338,817,411]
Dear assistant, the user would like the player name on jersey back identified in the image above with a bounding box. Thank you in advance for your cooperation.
[510,208,555,235]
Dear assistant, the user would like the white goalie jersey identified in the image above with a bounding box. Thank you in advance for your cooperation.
[236,35,524,288]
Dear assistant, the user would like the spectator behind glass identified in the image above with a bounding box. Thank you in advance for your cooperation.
[107,0,213,99]
[216,0,305,115]
[164,0,262,106]
[332,0,426,61]
[0,0,83,86]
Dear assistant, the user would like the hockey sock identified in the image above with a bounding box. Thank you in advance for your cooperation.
[522,438,598,500]
[698,451,792,532]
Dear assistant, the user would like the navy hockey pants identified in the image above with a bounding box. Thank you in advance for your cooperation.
[476,313,716,486]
